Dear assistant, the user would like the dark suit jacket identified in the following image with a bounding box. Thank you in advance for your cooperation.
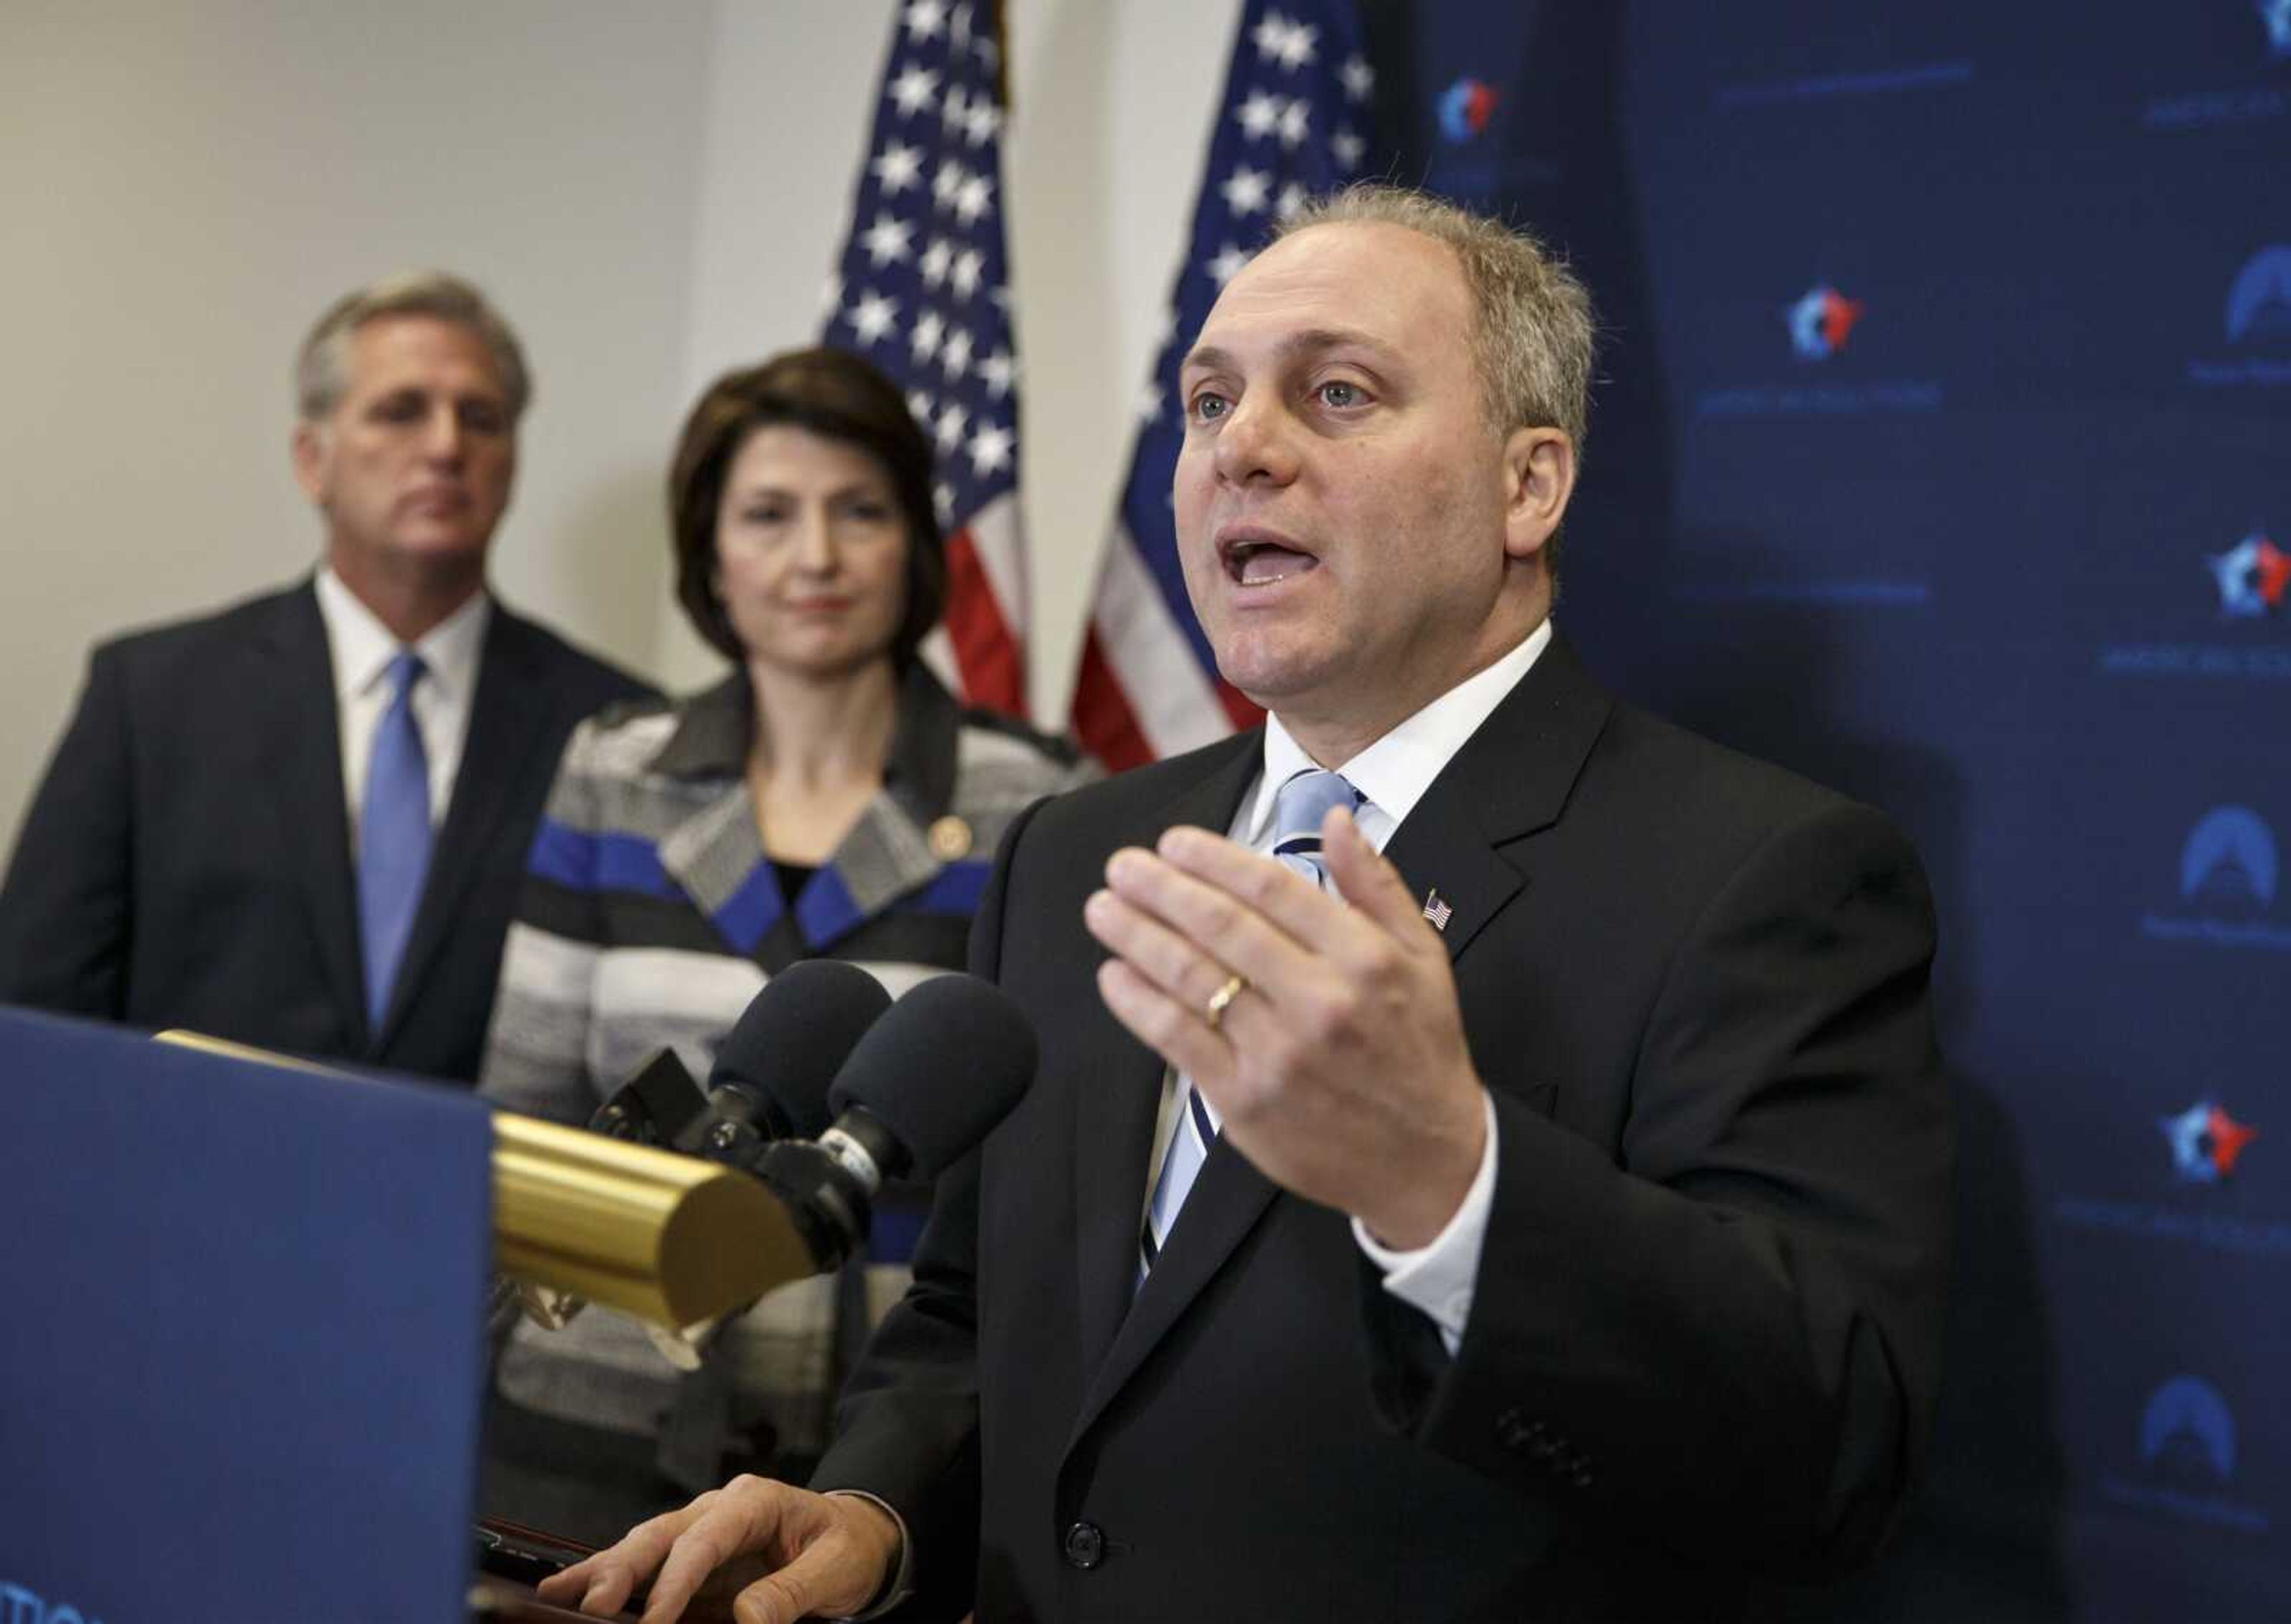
[813,634,1950,1622]
[0,580,652,1083]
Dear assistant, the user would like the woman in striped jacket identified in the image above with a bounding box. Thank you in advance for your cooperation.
[477,347,1091,1546]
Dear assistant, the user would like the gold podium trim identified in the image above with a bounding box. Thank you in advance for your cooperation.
[153,1030,812,1328]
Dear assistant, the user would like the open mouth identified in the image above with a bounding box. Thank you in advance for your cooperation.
[1221,537,1319,586]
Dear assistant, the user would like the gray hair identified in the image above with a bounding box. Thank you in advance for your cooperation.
[294,270,531,424]
[1274,184,1595,458]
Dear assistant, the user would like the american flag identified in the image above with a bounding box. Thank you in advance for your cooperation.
[1069,1,1376,770]
[824,0,1028,717]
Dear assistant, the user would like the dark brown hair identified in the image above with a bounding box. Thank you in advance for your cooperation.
[669,346,946,667]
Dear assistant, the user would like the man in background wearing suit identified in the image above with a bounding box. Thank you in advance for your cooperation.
[545,187,1950,1623]
[0,272,650,1084]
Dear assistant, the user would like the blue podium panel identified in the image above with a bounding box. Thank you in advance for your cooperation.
[0,1008,492,1623]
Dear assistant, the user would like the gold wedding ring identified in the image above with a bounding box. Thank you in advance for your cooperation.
[1203,973,1248,1031]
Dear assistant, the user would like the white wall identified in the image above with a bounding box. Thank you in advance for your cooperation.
[0,0,1242,850]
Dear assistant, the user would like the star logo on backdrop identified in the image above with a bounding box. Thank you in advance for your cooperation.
[2206,532,2290,618]
[2159,1099,2260,1184]
[1786,282,1866,360]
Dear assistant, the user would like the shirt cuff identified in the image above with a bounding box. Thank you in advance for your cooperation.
[819,1489,912,1620]
[1351,1091,1499,1356]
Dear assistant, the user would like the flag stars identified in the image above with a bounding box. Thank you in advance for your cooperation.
[964,100,1001,146]
[941,326,975,379]
[1330,125,1366,169]
[1253,13,1319,70]
[1221,165,1272,216]
[1277,99,1311,147]
[871,140,924,196]
[933,158,968,207]
[903,0,947,42]
[935,401,969,452]
[968,421,1015,477]
[933,481,956,525]
[942,82,971,135]
[919,237,955,288]
[1341,54,1375,102]
[907,388,937,425]
[911,308,946,363]
[860,212,915,268]
[976,348,1015,398]
[847,291,900,347]
[1276,181,1308,221]
[1236,89,1283,141]
[888,65,940,117]
[953,171,995,225]
[1207,243,1249,285]
[951,247,985,300]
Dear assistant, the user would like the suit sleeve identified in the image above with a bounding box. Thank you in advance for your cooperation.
[1395,801,1948,1579]
[804,795,1049,1614]
[0,649,137,1017]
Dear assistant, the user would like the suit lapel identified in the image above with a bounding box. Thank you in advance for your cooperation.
[1070,734,1271,1440]
[252,583,367,1043]
[791,666,965,953]
[376,608,550,1047]
[1067,635,1614,1443]
[1381,631,1613,963]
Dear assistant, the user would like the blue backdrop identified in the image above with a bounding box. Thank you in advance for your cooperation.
[1373,2,2289,1618]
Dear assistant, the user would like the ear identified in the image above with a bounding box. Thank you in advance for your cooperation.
[291,421,329,506]
[1499,427,1576,564]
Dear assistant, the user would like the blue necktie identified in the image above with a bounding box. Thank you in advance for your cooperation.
[1139,768,1361,1277]
[1264,768,1361,884]
[359,652,433,1030]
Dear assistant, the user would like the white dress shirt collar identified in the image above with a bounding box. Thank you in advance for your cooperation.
[1242,616,1554,842]
[314,567,491,708]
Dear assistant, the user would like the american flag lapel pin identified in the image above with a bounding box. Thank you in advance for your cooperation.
[1422,888,1453,932]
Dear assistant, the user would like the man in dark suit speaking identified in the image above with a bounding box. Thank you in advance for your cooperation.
[0,272,649,1084]
[544,187,1949,1623]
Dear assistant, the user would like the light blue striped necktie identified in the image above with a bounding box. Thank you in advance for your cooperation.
[358,651,433,1030]
[1138,768,1361,1278]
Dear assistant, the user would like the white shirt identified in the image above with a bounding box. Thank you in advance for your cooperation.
[314,567,490,844]
[1156,617,1554,1354]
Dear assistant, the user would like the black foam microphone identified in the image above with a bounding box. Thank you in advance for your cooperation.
[754,972,1038,1267]
[687,960,893,1166]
